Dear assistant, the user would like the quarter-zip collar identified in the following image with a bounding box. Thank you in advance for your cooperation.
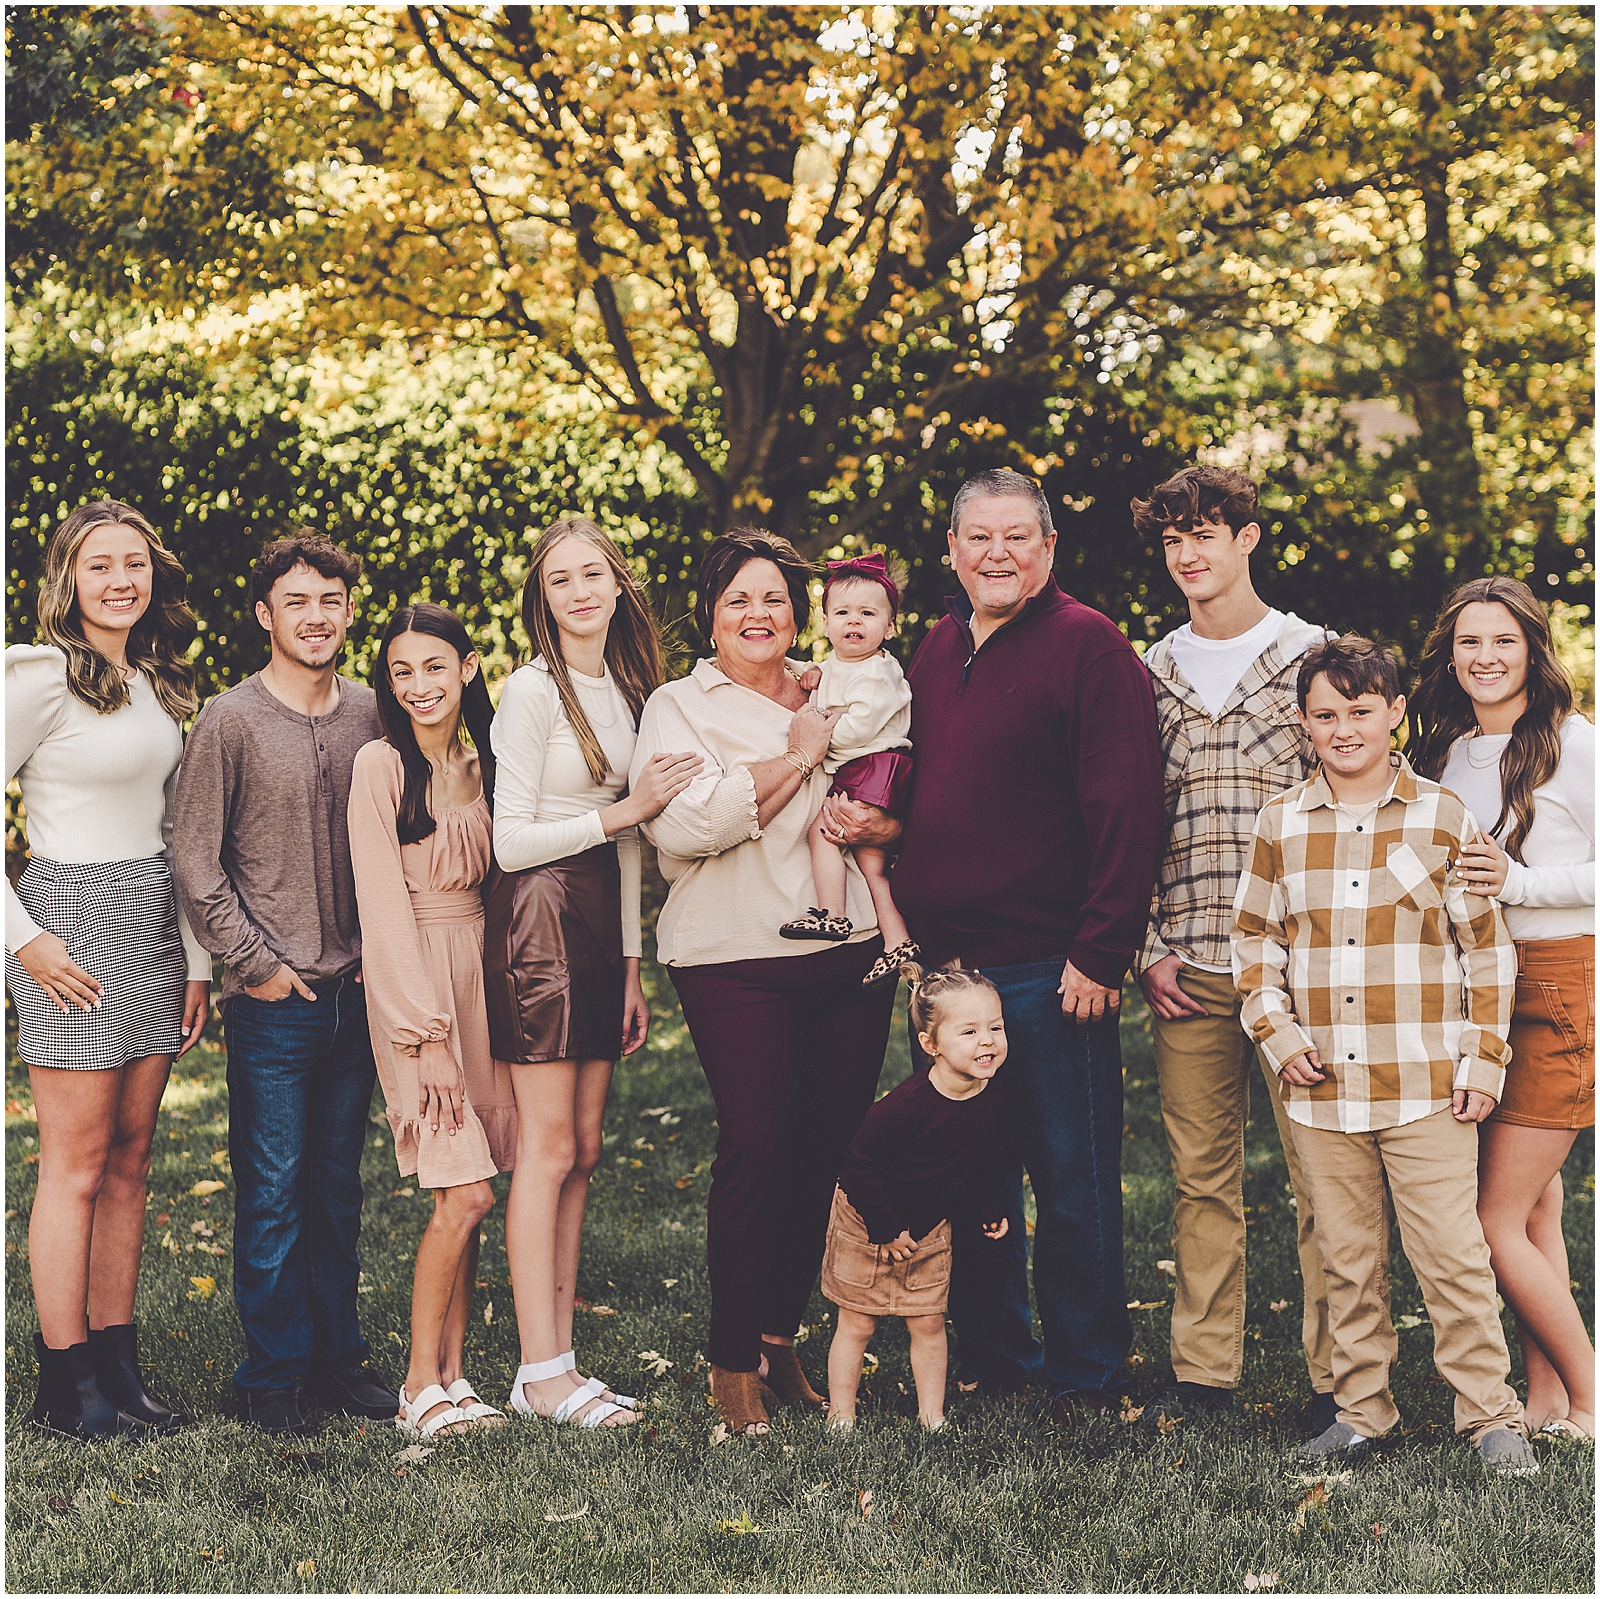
[946,577,1066,688]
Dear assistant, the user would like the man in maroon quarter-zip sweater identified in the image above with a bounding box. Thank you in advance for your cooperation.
[823,468,1163,1419]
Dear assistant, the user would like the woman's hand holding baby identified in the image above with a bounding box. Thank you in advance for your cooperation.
[788,702,839,768]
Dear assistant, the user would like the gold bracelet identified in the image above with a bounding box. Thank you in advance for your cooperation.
[783,747,814,780]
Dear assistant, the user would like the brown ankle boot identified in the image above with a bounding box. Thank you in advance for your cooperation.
[709,1365,770,1435]
[760,1342,827,1412]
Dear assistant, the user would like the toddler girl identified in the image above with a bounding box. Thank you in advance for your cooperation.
[778,552,920,986]
[821,963,1011,1431]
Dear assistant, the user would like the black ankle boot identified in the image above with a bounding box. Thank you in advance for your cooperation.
[31,1333,143,1440]
[89,1323,190,1431]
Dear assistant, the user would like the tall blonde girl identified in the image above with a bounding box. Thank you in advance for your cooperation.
[6,501,211,1438]
[485,517,702,1427]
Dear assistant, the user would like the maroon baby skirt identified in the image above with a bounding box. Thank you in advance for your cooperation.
[828,749,914,818]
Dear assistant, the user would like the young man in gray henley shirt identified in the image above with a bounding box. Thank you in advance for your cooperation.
[174,533,398,1435]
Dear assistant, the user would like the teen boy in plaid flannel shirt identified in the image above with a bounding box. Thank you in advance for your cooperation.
[1232,634,1536,1476]
[1131,465,1338,1434]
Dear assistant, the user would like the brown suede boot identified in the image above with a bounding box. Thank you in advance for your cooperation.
[760,1341,827,1412]
[709,1365,770,1435]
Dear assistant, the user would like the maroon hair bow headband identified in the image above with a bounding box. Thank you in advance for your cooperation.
[824,552,898,612]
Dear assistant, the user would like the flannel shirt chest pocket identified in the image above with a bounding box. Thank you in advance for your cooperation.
[1384,842,1452,913]
[1237,686,1309,773]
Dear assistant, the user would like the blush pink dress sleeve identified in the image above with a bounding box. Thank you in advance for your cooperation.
[348,742,517,1185]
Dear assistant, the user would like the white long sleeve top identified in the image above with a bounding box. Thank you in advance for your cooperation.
[1440,714,1595,942]
[631,658,878,967]
[489,658,642,959]
[814,651,913,774]
[5,643,211,977]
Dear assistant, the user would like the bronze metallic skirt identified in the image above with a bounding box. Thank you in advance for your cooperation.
[483,841,624,1065]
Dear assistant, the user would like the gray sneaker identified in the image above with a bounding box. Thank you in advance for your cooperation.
[1476,1428,1540,1477]
[1286,1420,1372,1468]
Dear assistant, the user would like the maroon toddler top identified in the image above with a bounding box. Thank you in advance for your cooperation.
[837,1069,1010,1244]
[892,579,1164,988]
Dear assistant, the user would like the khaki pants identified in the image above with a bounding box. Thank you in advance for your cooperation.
[1292,1107,1524,1441]
[1153,964,1333,1390]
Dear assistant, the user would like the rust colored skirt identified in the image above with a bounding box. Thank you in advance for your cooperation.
[483,841,624,1065]
[1493,934,1595,1130]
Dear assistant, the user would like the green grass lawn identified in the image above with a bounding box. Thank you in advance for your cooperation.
[6,973,1595,1594]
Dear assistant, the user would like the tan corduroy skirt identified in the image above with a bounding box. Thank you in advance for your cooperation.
[820,1187,952,1318]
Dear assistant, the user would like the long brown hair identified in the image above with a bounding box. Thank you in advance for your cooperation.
[37,500,198,721]
[1409,576,1575,861]
[520,517,664,784]
[373,604,498,846]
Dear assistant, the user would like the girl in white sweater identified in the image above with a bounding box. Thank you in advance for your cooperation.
[486,517,700,1428]
[1412,576,1596,1441]
[6,501,211,1440]
[778,553,921,987]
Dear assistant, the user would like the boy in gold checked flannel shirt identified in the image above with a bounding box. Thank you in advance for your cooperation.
[1232,634,1537,1477]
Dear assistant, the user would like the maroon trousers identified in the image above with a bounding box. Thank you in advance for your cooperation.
[670,939,897,1371]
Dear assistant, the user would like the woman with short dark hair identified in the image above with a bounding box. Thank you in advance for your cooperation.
[630,528,899,1436]
[6,500,212,1438]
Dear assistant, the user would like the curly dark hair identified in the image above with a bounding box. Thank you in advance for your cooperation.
[251,531,363,609]
[1131,464,1260,541]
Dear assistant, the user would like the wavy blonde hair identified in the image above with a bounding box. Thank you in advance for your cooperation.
[37,500,198,721]
[520,517,665,784]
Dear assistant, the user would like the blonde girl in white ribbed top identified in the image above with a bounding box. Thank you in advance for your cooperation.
[488,518,702,1427]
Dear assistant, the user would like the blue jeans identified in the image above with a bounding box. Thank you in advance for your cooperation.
[224,977,376,1393]
[940,959,1131,1396]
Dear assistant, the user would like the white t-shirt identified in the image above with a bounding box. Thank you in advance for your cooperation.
[1439,715,1595,942]
[1168,609,1287,719]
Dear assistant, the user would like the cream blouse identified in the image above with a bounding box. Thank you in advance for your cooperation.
[632,658,879,967]
[5,644,210,977]
[489,658,643,959]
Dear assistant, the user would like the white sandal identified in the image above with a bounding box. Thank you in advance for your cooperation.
[508,1355,629,1429]
[560,1350,638,1410]
[397,1383,471,1440]
[444,1377,506,1426]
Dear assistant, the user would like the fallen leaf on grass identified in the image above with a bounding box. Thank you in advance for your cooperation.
[1291,1469,1352,1486]
[642,1106,672,1118]
[1270,1299,1289,1313]
[109,1492,129,1505]
[715,1513,760,1535]
[1155,1413,1181,1435]
[5,1100,37,1120]
[544,1503,590,1523]
[590,1304,616,1318]
[637,1349,673,1377]
[1372,1522,1385,1538]
[860,1352,879,1374]
[391,1187,415,1198]
[1126,1300,1166,1311]
[189,1180,225,1198]
[675,1175,695,1189]
[187,1275,217,1300]
[709,1423,730,1446]
[295,1559,316,1579]
[1120,1406,1144,1425]
[1155,1259,1177,1277]
[154,1213,170,1226]
[1244,1573,1279,1590]
[1292,1481,1329,1532]
[483,1300,493,1326]
[46,1496,74,1514]
[956,1381,978,1393]
[394,1445,434,1465]
[190,1221,214,1237]
[662,1278,678,1289]
[858,1489,874,1519]
[1395,1313,1427,1330]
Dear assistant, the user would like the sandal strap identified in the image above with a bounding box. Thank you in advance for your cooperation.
[416,1402,471,1439]
[559,1351,578,1373]
[562,1354,638,1409]
[551,1381,617,1426]
[443,1378,505,1420]
[402,1384,469,1438]
[576,1398,625,1430]
[515,1355,570,1386]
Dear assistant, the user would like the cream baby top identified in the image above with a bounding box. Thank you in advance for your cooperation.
[489,657,643,959]
[632,658,879,966]
[5,644,211,976]
[814,651,913,774]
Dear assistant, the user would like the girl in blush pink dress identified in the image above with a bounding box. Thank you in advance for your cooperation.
[349,603,516,1439]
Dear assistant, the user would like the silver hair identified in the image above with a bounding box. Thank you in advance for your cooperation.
[948,469,1055,540]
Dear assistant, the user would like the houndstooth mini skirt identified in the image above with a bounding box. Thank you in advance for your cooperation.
[6,856,188,1071]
